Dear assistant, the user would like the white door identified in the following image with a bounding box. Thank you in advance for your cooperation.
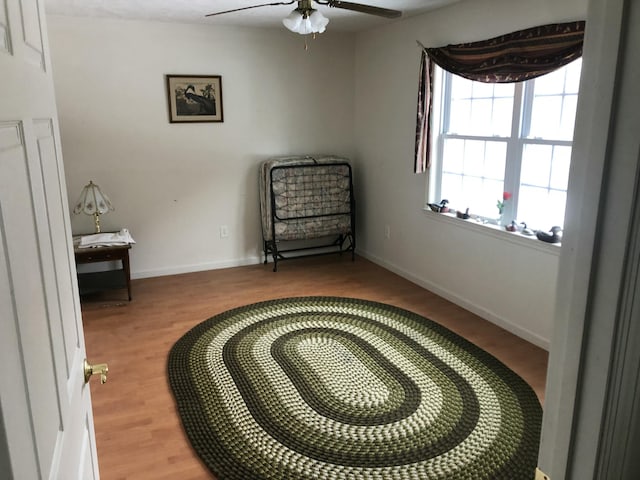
[0,0,101,478]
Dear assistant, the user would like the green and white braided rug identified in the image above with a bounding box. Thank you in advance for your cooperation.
[168,297,542,480]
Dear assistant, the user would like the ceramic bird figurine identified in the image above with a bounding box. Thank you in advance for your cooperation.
[536,226,562,243]
[428,199,449,213]
[456,207,470,219]
[520,222,535,236]
[506,220,518,232]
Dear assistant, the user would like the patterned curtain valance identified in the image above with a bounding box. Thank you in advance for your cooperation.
[426,21,585,83]
[414,21,586,173]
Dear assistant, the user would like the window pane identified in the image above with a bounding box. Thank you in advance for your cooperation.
[471,99,493,135]
[519,144,571,229]
[493,82,515,98]
[474,179,503,217]
[451,74,472,99]
[533,68,566,95]
[548,190,567,226]
[559,95,578,140]
[462,176,483,200]
[441,174,504,218]
[564,58,582,94]
[521,144,552,188]
[485,142,507,180]
[518,186,566,231]
[442,139,464,173]
[493,98,514,136]
[463,141,485,177]
[442,173,463,201]
[550,146,572,190]
[528,60,581,141]
[440,139,506,217]
[448,99,471,134]
[472,81,494,98]
[529,96,563,139]
[447,76,514,137]
[443,140,507,178]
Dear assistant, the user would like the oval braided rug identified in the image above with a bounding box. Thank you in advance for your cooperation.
[168,296,542,480]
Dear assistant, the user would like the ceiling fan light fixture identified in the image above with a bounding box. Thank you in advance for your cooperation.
[282,7,329,35]
[299,16,313,35]
[309,10,329,33]
[282,9,303,31]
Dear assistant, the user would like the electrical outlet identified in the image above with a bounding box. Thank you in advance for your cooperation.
[220,225,229,238]
[384,225,391,239]
[535,468,550,480]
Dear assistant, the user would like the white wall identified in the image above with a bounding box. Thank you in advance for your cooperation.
[47,16,355,278]
[353,0,588,349]
[48,0,589,348]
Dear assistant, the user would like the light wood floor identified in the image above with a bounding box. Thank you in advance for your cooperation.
[82,255,548,480]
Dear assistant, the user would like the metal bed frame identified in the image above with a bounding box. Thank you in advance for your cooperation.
[260,157,355,271]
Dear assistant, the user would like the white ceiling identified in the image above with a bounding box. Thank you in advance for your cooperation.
[44,0,459,32]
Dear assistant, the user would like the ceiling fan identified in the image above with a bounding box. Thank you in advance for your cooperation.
[205,1,402,35]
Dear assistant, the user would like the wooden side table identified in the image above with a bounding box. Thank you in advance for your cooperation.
[74,243,132,301]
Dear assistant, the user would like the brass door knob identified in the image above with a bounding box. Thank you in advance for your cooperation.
[84,359,109,384]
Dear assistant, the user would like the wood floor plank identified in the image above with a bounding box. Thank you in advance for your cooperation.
[82,255,548,480]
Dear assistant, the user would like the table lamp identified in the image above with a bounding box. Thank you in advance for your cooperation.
[73,180,114,233]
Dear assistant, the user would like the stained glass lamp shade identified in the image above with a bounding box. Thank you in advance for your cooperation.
[73,180,114,233]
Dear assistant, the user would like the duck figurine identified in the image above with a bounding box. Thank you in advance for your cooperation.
[520,222,535,236]
[536,226,562,243]
[428,199,450,213]
[456,207,470,219]
[506,220,518,232]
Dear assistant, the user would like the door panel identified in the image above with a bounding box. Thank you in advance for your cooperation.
[35,118,81,379]
[0,124,40,480]
[0,0,100,478]
[17,0,45,70]
[1,120,62,476]
[0,0,10,54]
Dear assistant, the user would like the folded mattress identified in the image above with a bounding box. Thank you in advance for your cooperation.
[259,155,353,242]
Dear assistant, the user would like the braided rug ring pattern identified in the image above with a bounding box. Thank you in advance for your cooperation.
[168,297,542,479]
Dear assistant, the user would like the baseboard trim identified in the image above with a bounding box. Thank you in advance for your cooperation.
[358,249,550,351]
[132,256,262,280]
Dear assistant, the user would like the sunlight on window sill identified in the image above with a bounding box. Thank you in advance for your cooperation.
[422,207,562,256]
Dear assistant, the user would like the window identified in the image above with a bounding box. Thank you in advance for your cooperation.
[430,59,582,231]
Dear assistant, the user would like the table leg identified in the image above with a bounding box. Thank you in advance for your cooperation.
[122,250,132,301]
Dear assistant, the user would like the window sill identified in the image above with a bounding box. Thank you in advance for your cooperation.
[422,208,562,256]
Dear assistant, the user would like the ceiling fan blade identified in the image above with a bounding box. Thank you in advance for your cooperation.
[321,1,402,18]
[205,1,295,18]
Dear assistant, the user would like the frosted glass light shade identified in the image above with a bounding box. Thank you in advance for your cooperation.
[309,10,329,33]
[73,180,114,215]
[299,16,313,35]
[282,10,302,31]
[282,8,329,35]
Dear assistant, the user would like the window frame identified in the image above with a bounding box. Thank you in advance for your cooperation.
[428,64,577,230]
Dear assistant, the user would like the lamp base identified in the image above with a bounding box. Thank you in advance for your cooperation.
[93,213,101,233]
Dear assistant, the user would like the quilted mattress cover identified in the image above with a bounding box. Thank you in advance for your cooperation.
[259,155,353,242]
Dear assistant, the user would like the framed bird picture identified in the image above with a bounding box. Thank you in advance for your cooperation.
[166,75,224,123]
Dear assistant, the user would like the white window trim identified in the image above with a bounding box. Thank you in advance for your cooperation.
[433,77,527,222]
[422,207,562,255]
[424,66,564,254]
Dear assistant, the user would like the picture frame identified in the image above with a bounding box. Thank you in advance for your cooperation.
[166,75,224,123]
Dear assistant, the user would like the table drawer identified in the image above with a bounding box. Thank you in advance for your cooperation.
[77,251,121,262]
